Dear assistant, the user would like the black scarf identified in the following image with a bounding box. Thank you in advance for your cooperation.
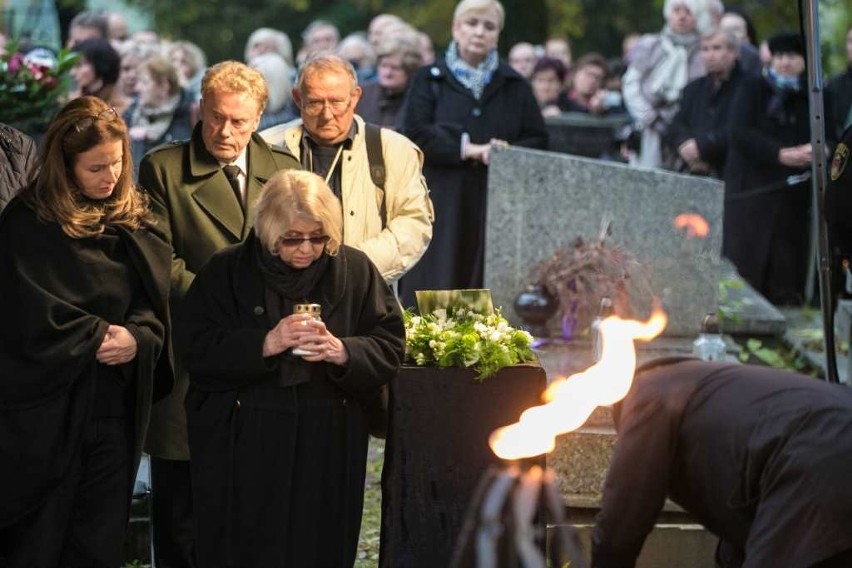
[254,238,330,302]
[764,68,803,126]
[253,238,331,387]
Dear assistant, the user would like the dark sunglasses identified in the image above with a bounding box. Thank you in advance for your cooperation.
[72,107,119,133]
[278,235,330,248]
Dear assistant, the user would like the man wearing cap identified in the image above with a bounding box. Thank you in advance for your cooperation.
[138,60,299,568]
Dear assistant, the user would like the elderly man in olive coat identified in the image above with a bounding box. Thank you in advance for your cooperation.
[137,60,299,568]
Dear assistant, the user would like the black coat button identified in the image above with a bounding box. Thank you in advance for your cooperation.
[472,108,482,117]
[253,306,264,315]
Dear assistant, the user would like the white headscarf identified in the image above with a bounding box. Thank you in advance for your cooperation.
[663,0,716,36]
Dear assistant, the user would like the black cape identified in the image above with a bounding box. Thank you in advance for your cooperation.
[0,196,173,526]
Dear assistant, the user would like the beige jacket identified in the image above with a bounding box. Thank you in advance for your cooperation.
[261,115,434,284]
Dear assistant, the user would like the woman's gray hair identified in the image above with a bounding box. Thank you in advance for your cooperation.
[168,40,208,77]
[250,52,293,113]
[245,27,294,67]
[376,33,422,78]
[663,0,714,35]
[453,0,505,30]
[254,170,343,256]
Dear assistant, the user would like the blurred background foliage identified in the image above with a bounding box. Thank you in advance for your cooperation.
[108,0,849,71]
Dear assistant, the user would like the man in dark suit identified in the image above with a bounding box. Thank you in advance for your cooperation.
[592,358,852,568]
[665,27,747,178]
[138,60,299,568]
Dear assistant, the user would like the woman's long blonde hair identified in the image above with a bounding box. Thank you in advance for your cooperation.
[21,96,151,238]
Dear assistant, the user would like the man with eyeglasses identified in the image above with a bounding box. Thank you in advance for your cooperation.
[261,53,433,291]
[137,60,299,568]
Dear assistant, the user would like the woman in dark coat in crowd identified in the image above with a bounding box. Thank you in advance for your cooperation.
[723,32,834,305]
[180,169,404,567]
[356,32,422,130]
[398,0,547,306]
[0,96,172,567]
[70,38,131,115]
[123,55,194,177]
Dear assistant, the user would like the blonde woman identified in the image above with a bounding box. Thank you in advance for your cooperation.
[180,169,404,567]
[0,96,172,567]
[399,0,547,306]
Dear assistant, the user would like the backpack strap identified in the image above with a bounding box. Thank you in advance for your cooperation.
[364,122,387,229]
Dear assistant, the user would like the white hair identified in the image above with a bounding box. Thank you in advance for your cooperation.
[249,52,292,113]
[663,0,715,35]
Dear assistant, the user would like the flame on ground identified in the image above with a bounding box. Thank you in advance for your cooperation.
[673,213,710,239]
[489,306,667,460]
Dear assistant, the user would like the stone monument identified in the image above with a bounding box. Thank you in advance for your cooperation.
[486,146,724,337]
[486,147,726,565]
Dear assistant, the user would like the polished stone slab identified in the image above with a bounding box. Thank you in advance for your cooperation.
[486,146,724,337]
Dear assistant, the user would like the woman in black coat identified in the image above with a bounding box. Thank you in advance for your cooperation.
[179,169,404,567]
[723,32,833,305]
[0,96,172,567]
[399,0,547,307]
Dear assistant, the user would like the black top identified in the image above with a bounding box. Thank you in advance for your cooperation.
[0,196,173,525]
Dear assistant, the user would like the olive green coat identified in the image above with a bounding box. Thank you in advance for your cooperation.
[138,124,299,459]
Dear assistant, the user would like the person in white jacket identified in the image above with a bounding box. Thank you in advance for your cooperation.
[261,53,434,287]
[621,0,712,169]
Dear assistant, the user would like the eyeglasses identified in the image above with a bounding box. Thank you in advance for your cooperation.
[277,235,330,248]
[72,107,119,133]
[302,98,352,117]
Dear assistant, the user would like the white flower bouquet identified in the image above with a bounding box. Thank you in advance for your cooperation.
[403,308,536,381]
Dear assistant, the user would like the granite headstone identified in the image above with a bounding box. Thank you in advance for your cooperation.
[486,147,724,336]
[545,112,631,161]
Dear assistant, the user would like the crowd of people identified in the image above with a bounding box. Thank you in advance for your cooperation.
[1,0,852,566]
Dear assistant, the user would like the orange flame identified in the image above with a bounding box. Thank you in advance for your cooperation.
[673,213,709,238]
[489,306,667,460]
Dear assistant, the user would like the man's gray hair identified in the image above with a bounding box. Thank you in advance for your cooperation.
[296,53,358,94]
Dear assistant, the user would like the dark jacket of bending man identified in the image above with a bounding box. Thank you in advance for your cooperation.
[592,358,852,568]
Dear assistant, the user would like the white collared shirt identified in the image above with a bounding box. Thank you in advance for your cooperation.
[219,150,249,201]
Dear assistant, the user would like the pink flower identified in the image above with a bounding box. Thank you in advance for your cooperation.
[7,53,24,74]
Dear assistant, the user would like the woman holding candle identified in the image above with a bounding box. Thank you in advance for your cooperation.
[179,169,404,567]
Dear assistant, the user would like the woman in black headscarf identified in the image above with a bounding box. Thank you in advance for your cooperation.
[723,32,834,305]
